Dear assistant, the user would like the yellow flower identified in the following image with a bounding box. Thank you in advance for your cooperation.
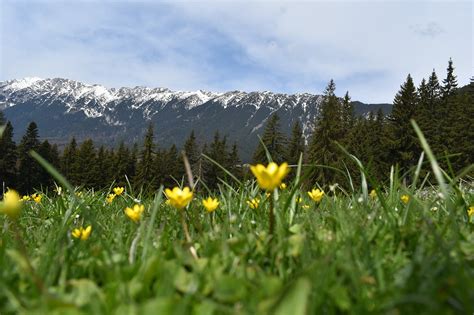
[31,193,42,204]
[113,187,124,196]
[401,194,410,204]
[467,206,474,218]
[125,204,145,223]
[106,193,116,204]
[279,183,287,190]
[0,189,22,219]
[247,198,260,209]
[71,225,92,241]
[296,197,303,203]
[164,187,193,209]
[75,191,83,197]
[370,189,377,199]
[250,162,290,191]
[308,189,325,203]
[202,197,219,213]
[20,195,31,202]
[302,205,310,210]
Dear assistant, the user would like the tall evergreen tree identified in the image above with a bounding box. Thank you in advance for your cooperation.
[227,142,242,180]
[442,58,458,99]
[135,124,156,189]
[61,138,79,184]
[307,79,344,185]
[0,122,17,190]
[37,140,58,188]
[286,120,305,166]
[75,139,97,187]
[114,141,131,186]
[387,74,419,174]
[180,130,200,178]
[203,131,229,189]
[17,122,41,193]
[252,113,287,164]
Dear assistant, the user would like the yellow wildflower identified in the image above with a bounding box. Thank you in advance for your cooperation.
[164,187,193,209]
[250,162,290,191]
[401,194,410,204]
[106,193,116,204]
[125,204,145,223]
[467,206,474,218]
[370,189,377,199]
[302,205,310,210]
[308,189,325,203]
[279,183,287,190]
[202,197,219,213]
[247,198,260,209]
[75,191,83,197]
[0,189,22,219]
[113,187,124,196]
[71,225,92,241]
[20,195,31,202]
[31,193,42,204]
[296,197,303,203]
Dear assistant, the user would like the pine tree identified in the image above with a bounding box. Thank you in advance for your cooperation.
[37,140,57,188]
[75,139,97,187]
[183,130,200,174]
[93,146,111,189]
[286,120,305,167]
[114,141,131,186]
[17,122,42,193]
[61,138,79,184]
[135,124,156,189]
[442,58,458,99]
[387,74,419,174]
[0,122,17,190]
[227,142,242,180]
[203,131,229,189]
[307,79,344,185]
[252,113,287,164]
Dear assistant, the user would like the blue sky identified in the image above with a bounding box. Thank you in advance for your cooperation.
[0,0,472,103]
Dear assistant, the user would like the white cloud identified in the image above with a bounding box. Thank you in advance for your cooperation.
[0,0,472,103]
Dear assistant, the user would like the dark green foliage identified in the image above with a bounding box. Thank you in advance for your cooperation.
[37,140,60,188]
[203,131,229,189]
[227,142,242,179]
[442,58,458,99]
[61,138,79,185]
[0,122,18,190]
[286,120,305,166]
[307,79,344,185]
[386,74,419,174]
[17,122,42,193]
[252,113,287,164]
[135,124,156,189]
[75,139,97,187]
[182,130,200,176]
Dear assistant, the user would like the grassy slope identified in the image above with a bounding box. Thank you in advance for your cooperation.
[0,176,473,314]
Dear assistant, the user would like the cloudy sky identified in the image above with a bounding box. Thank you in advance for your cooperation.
[0,0,472,103]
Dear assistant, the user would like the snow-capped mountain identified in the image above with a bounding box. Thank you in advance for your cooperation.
[0,77,391,160]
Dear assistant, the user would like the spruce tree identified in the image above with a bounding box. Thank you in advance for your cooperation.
[17,122,42,193]
[0,122,17,190]
[307,79,344,185]
[114,141,131,186]
[386,74,419,173]
[61,138,79,184]
[37,140,57,188]
[203,131,228,189]
[183,130,200,172]
[286,120,305,167]
[227,142,242,180]
[252,113,287,164]
[76,139,97,187]
[442,58,458,99]
[135,124,156,189]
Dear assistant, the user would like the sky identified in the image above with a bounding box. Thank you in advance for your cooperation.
[0,0,472,103]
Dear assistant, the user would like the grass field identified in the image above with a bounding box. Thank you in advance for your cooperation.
[1,141,474,314]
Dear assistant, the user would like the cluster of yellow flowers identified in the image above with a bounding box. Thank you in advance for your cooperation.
[71,225,92,241]
[400,194,410,204]
[468,206,474,218]
[106,187,124,204]
[19,193,42,204]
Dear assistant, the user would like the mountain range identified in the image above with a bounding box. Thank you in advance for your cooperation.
[0,77,391,160]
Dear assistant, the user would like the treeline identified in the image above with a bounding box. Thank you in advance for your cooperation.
[0,119,242,194]
[0,59,473,193]
[255,58,473,185]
